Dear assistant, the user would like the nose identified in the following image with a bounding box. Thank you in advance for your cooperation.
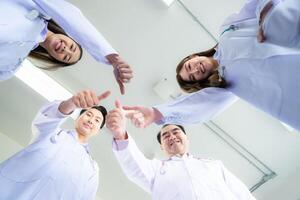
[87,119,93,124]
[169,134,176,141]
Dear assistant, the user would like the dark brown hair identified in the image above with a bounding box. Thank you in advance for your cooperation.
[28,19,83,69]
[176,45,227,93]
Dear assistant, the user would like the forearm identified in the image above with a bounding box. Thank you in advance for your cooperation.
[32,101,69,139]
[154,88,237,125]
[112,134,158,193]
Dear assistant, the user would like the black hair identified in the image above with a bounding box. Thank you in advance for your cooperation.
[79,106,107,129]
[157,124,186,144]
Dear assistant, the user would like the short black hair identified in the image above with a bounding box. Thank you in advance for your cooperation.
[79,106,107,129]
[157,124,186,144]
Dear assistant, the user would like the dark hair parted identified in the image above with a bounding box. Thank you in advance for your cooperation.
[176,45,227,93]
[157,124,186,144]
[79,106,107,129]
[29,19,83,69]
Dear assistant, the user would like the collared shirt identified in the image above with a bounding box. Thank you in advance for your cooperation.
[154,0,300,131]
[0,0,117,81]
[113,135,256,200]
[0,101,99,200]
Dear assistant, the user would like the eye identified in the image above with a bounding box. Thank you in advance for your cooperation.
[86,112,92,117]
[189,75,195,82]
[163,135,169,140]
[95,119,100,123]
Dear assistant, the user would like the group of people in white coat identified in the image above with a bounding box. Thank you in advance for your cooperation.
[0,0,299,199]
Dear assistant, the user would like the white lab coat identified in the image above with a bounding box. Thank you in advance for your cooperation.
[0,101,99,200]
[257,0,300,48]
[112,135,256,200]
[0,0,117,80]
[154,0,300,131]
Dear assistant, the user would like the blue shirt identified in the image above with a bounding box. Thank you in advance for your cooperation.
[0,101,99,200]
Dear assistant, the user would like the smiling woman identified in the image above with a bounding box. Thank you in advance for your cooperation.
[29,19,83,68]
[123,0,300,132]
[0,0,133,94]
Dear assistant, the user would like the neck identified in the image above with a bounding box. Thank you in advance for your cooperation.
[39,30,54,48]
[210,57,219,70]
[77,132,89,144]
[168,151,188,158]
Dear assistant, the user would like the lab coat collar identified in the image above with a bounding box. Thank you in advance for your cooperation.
[69,130,91,154]
[169,153,193,161]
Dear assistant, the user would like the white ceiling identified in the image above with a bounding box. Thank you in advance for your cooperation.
[0,0,300,200]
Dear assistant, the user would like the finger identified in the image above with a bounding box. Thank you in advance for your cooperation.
[84,91,94,107]
[115,100,122,109]
[123,106,141,111]
[119,73,133,81]
[132,118,144,128]
[124,110,139,118]
[120,78,130,83]
[98,90,111,101]
[91,91,99,105]
[107,111,122,119]
[118,79,125,95]
[73,96,81,108]
[118,67,132,73]
[79,93,87,108]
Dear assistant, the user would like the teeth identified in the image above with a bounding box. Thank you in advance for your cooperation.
[200,63,205,73]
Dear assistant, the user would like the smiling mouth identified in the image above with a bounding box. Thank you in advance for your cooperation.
[199,63,206,73]
[83,123,92,129]
[169,140,181,147]
[54,40,63,52]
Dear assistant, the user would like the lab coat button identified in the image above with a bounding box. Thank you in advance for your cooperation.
[26,10,40,21]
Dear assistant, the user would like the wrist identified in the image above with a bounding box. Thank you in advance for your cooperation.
[152,107,163,122]
[58,98,76,115]
[114,131,128,140]
[105,54,120,66]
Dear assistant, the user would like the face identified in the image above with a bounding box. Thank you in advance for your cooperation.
[44,33,81,64]
[160,125,189,157]
[75,108,103,140]
[179,56,218,82]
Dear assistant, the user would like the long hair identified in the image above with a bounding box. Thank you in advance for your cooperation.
[28,19,83,70]
[176,45,227,93]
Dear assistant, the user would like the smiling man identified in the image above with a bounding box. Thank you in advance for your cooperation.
[0,90,110,200]
[106,101,256,200]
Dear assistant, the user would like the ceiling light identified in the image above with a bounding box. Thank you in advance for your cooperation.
[161,0,175,6]
[15,59,79,119]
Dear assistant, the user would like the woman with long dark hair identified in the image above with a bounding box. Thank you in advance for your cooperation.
[0,0,133,94]
[123,0,300,131]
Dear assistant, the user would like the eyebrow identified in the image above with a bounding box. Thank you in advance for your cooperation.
[161,127,180,137]
[87,111,102,120]
[68,55,72,62]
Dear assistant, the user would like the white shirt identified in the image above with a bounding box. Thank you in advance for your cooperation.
[0,0,117,80]
[0,101,99,200]
[113,135,256,200]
